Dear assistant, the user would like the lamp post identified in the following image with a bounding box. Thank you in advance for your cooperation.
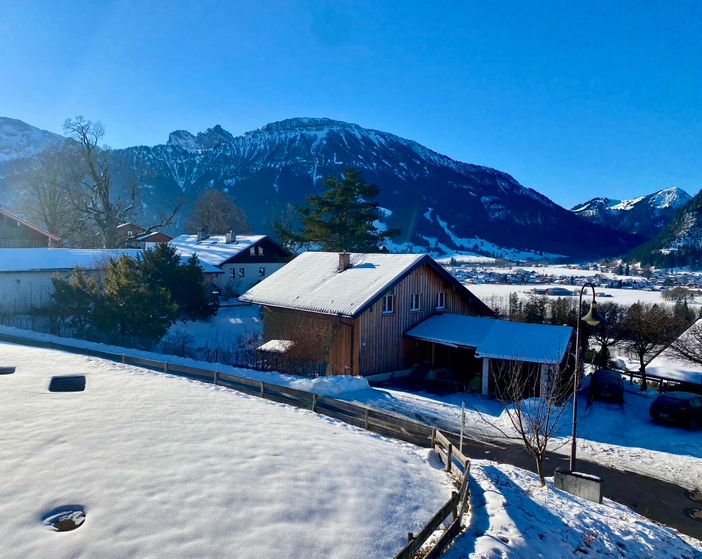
[570,282,603,472]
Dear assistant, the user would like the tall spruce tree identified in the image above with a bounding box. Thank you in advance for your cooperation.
[280,169,399,252]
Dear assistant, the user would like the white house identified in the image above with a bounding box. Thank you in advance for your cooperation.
[170,232,290,296]
[0,248,142,312]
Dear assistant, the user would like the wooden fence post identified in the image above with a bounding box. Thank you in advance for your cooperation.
[163,362,168,374]
[312,392,317,412]
[431,428,436,450]
[260,380,264,397]
[445,443,452,472]
[364,409,369,430]
[213,371,218,385]
[122,354,127,364]
[451,491,458,520]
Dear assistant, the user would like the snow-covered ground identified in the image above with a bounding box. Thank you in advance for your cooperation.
[1,325,700,492]
[162,304,262,353]
[0,342,453,559]
[444,460,702,559]
[340,382,702,492]
[468,283,697,309]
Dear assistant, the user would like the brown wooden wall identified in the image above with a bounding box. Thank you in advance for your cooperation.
[356,263,483,375]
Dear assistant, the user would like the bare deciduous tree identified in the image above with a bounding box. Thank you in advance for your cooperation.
[186,189,250,235]
[622,303,682,390]
[476,359,572,486]
[669,319,702,367]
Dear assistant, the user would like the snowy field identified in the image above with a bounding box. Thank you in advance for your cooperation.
[444,461,702,559]
[1,326,700,491]
[0,342,452,559]
[468,283,697,310]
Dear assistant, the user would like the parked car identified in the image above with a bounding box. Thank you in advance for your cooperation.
[650,392,702,428]
[589,369,624,403]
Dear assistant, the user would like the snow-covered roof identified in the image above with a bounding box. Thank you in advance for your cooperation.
[240,251,429,317]
[0,248,143,272]
[406,314,573,365]
[257,339,294,353]
[646,320,702,385]
[169,234,267,266]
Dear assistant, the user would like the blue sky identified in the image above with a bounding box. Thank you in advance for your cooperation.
[1,0,700,207]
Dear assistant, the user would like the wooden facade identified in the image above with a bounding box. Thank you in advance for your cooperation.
[0,208,59,248]
[260,259,490,376]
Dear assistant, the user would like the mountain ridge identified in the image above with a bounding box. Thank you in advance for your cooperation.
[0,116,643,259]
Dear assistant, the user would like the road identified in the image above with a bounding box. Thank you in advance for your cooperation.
[449,433,702,541]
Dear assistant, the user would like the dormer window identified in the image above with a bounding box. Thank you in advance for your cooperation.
[382,292,395,314]
[410,293,422,312]
[257,246,264,256]
[250,247,256,256]
[436,292,446,310]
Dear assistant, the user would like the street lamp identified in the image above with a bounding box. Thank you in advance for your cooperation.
[570,282,603,472]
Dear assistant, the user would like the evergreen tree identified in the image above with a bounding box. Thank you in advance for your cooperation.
[139,244,217,320]
[50,267,99,334]
[96,256,178,342]
[279,169,399,252]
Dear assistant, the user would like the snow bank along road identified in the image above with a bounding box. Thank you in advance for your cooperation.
[0,343,454,559]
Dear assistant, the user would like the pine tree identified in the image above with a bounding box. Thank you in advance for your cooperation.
[280,169,399,252]
[50,267,99,334]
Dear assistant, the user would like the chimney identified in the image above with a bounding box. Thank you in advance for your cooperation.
[338,252,351,272]
[225,230,235,244]
[197,228,208,242]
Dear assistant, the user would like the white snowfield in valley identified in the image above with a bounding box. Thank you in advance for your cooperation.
[444,461,702,559]
[0,343,453,559]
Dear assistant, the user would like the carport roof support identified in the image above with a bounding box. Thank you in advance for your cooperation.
[406,314,573,365]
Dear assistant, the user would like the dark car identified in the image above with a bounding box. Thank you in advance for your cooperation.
[650,392,702,428]
[589,369,624,404]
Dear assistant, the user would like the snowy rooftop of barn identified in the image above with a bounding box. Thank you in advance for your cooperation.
[647,319,702,385]
[170,234,266,266]
[406,313,573,365]
[0,248,143,272]
[239,251,426,317]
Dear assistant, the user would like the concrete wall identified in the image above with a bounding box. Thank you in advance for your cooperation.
[0,270,100,313]
[554,468,603,503]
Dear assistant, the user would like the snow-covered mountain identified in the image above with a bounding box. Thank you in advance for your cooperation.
[571,187,692,238]
[0,117,64,164]
[0,116,644,259]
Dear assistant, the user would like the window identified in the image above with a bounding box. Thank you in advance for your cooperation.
[229,268,236,278]
[258,267,266,277]
[239,268,245,278]
[250,247,256,256]
[436,292,446,310]
[382,292,395,314]
[257,246,264,256]
[410,293,422,312]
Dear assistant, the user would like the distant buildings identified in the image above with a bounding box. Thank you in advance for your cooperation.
[0,207,60,248]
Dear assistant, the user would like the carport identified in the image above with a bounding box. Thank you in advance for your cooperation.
[405,314,574,397]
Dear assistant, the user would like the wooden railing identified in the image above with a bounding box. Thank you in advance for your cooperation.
[394,428,471,559]
[0,331,472,557]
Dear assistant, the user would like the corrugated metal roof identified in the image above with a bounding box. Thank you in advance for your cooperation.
[239,251,426,317]
[170,234,266,266]
[406,314,573,365]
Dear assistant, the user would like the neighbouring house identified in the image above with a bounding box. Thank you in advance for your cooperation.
[0,247,223,313]
[125,231,174,250]
[0,248,141,312]
[0,207,60,248]
[240,251,574,396]
[116,223,173,249]
[170,231,290,296]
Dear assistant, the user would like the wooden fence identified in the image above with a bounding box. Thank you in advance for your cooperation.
[0,331,472,557]
[394,429,471,559]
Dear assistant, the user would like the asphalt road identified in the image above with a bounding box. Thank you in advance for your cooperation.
[450,433,702,541]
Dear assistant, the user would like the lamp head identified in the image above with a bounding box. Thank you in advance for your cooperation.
[581,299,604,327]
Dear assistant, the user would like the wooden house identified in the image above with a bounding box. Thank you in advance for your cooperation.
[240,252,493,376]
[0,207,60,248]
